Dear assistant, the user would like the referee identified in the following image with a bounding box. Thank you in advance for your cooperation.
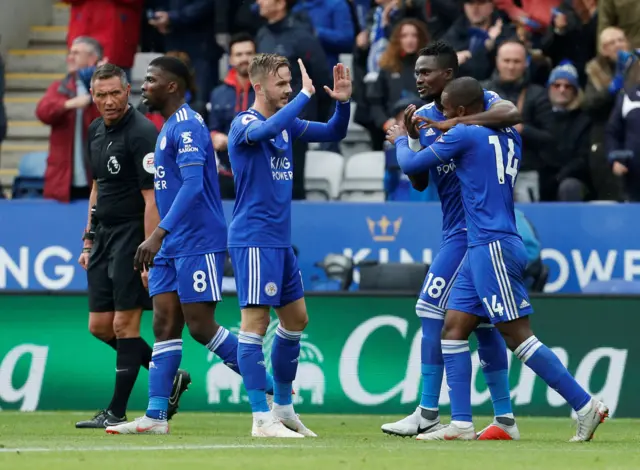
[76,64,189,428]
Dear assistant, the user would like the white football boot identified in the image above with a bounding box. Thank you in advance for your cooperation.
[251,412,305,438]
[477,417,520,440]
[417,421,477,441]
[381,407,445,437]
[272,404,317,437]
[106,415,169,435]
[570,399,609,442]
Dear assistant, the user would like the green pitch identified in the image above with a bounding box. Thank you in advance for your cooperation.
[1,413,639,470]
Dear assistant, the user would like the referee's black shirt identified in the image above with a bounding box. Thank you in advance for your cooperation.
[88,106,158,226]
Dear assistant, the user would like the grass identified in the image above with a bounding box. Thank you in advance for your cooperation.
[0,412,638,470]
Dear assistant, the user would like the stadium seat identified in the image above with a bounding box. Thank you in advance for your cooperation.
[305,150,344,200]
[338,151,385,201]
[12,151,48,199]
[581,279,640,294]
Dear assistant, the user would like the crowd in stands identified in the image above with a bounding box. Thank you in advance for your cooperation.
[8,0,640,204]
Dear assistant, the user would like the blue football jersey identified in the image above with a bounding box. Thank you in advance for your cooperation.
[414,89,502,240]
[427,124,523,245]
[154,104,227,257]
[227,109,309,247]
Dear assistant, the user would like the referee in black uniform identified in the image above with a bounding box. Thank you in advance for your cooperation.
[76,64,189,428]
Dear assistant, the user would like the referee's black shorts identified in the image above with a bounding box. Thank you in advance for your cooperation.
[87,220,151,313]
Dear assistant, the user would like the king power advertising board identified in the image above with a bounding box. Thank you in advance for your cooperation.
[0,295,637,417]
[0,201,639,293]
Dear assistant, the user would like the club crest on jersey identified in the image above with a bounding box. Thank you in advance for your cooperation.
[282,130,289,143]
[107,156,120,174]
[142,153,155,174]
[160,136,167,150]
[265,282,278,297]
[181,132,193,144]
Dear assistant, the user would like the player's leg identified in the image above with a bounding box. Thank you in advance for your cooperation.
[107,258,185,435]
[230,247,303,438]
[489,238,606,441]
[417,257,481,441]
[473,323,518,440]
[271,247,316,437]
[381,236,467,437]
[177,252,274,394]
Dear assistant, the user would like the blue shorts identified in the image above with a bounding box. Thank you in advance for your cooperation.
[148,251,225,303]
[229,246,303,308]
[447,236,534,324]
[416,233,467,321]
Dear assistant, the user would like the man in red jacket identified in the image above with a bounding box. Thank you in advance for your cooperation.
[36,37,103,202]
[65,0,144,74]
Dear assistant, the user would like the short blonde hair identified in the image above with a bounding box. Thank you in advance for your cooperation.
[249,53,290,82]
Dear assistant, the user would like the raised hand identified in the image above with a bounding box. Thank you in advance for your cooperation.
[298,59,315,95]
[324,63,352,103]
[414,115,459,133]
[404,104,420,139]
[386,123,406,146]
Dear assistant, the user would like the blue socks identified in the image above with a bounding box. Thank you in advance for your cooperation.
[208,327,274,395]
[442,339,473,422]
[475,325,513,417]
[515,336,591,411]
[146,339,182,420]
[237,331,270,413]
[417,309,445,410]
[272,325,302,406]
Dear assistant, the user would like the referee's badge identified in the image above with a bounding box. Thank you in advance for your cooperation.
[160,136,167,150]
[143,153,155,174]
[265,282,278,297]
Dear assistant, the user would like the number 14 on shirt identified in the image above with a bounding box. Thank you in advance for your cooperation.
[488,135,518,187]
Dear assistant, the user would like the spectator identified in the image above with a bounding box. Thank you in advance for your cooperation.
[606,55,640,202]
[598,0,640,49]
[583,26,630,201]
[543,63,591,201]
[367,19,429,139]
[292,0,355,70]
[419,0,465,41]
[65,0,143,77]
[208,33,256,201]
[493,0,562,34]
[482,40,554,202]
[137,51,207,130]
[541,0,597,86]
[35,37,102,203]
[442,0,515,81]
[255,0,332,200]
[147,0,225,103]
[0,54,6,162]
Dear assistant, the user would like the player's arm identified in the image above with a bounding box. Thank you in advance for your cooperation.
[240,90,312,144]
[156,121,207,236]
[395,126,467,175]
[131,124,160,239]
[454,100,521,129]
[405,107,430,191]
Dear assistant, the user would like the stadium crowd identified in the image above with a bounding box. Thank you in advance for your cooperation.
[19,0,640,203]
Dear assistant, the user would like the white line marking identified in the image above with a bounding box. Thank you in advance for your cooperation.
[0,444,297,453]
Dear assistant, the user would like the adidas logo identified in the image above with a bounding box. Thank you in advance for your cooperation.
[519,299,530,309]
[425,128,436,136]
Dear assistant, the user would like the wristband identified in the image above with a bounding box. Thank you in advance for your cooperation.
[82,247,91,253]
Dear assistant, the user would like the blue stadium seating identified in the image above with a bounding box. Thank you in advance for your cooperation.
[12,152,48,199]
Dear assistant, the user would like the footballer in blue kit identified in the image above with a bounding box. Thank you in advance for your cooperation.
[227,54,351,437]
[390,76,609,442]
[107,56,276,435]
[381,41,523,441]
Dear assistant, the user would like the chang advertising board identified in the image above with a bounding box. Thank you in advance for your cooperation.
[0,201,639,293]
